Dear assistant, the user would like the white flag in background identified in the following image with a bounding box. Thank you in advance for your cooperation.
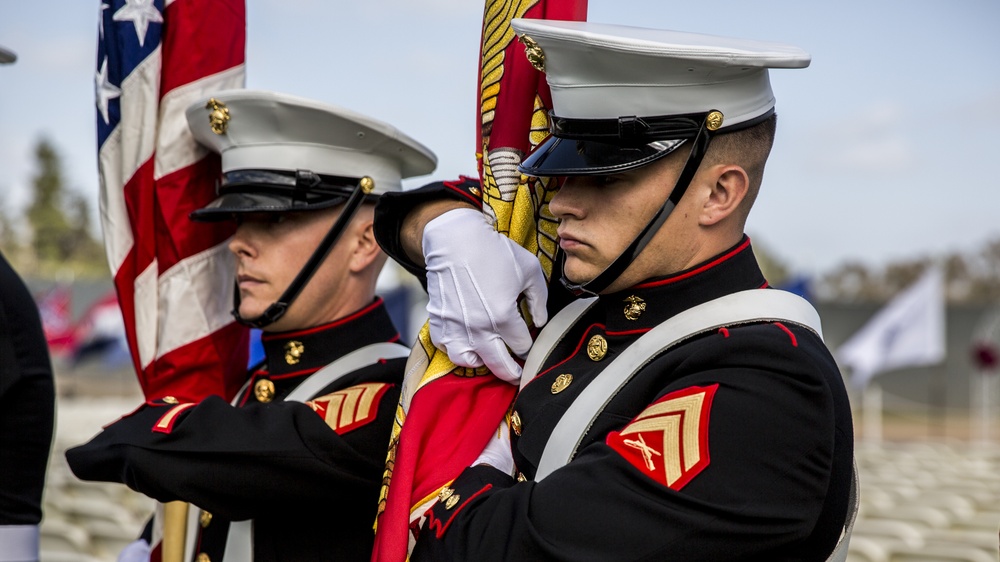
[838,267,946,388]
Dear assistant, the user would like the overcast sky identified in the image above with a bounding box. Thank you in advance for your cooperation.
[2,0,998,278]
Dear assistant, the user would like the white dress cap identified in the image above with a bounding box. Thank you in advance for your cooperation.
[186,89,437,195]
[510,19,810,127]
[510,20,809,176]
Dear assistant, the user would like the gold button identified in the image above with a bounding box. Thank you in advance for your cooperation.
[623,295,646,321]
[196,554,211,562]
[551,374,573,394]
[199,510,212,528]
[438,487,454,502]
[254,379,275,403]
[162,396,179,405]
[587,335,608,361]
[284,340,304,365]
[445,494,460,510]
[516,472,527,482]
[706,110,724,131]
[510,411,522,436]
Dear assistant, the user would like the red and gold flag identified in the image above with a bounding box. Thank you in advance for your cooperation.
[371,1,586,560]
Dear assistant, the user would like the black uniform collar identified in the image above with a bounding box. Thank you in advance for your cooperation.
[259,297,400,376]
[599,236,766,334]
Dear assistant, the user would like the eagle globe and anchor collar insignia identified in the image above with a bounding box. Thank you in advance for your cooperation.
[623,295,646,320]
[284,340,305,365]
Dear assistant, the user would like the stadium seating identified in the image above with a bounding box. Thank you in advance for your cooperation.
[851,441,1000,561]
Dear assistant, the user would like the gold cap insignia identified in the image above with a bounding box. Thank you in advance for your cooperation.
[623,295,646,321]
[205,98,230,135]
[551,374,573,394]
[284,341,304,365]
[587,335,608,361]
[445,494,461,510]
[519,34,545,72]
[359,176,375,194]
[254,379,275,403]
[706,110,724,131]
[438,486,454,502]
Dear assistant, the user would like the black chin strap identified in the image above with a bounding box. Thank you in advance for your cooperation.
[232,177,374,329]
[560,112,717,296]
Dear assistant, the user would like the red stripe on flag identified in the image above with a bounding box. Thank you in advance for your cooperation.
[151,156,232,272]
[142,321,249,402]
[160,0,247,95]
[114,158,156,391]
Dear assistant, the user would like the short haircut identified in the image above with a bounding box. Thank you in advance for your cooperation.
[702,113,777,211]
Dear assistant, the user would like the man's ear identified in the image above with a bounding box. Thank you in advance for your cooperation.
[349,214,382,273]
[699,164,749,226]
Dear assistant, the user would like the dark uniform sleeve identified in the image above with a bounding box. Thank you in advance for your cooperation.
[66,377,400,521]
[413,323,853,561]
[0,252,55,526]
[373,176,482,287]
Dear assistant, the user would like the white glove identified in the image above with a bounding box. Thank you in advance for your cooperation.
[423,208,548,383]
[473,422,515,477]
[117,538,151,562]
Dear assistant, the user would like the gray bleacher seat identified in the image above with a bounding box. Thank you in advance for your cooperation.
[886,544,997,562]
[39,517,91,554]
[845,535,890,562]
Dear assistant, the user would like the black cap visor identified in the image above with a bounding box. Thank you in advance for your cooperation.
[519,135,686,177]
[190,169,362,222]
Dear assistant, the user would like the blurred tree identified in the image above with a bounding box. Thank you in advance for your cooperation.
[0,194,19,258]
[815,238,1000,304]
[24,138,105,277]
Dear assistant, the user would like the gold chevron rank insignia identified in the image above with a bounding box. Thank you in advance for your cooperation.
[306,382,391,435]
[606,384,718,490]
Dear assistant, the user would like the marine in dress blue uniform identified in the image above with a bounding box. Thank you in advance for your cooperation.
[375,21,854,561]
[66,90,437,561]
[0,45,55,562]
[0,251,55,562]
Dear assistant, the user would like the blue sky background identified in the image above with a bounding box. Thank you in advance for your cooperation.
[1,0,999,278]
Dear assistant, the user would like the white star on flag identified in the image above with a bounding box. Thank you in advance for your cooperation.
[112,0,163,48]
[95,57,121,125]
[99,2,109,39]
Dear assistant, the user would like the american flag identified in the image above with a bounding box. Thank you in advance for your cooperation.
[96,0,248,404]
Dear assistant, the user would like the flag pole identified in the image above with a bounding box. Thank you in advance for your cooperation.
[160,501,189,562]
[974,369,994,445]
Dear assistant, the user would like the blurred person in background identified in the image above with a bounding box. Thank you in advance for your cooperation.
[1,45,56,562]
[0,249,56,562]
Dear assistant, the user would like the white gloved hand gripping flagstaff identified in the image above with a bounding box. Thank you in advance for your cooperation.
[422,208,548,384]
